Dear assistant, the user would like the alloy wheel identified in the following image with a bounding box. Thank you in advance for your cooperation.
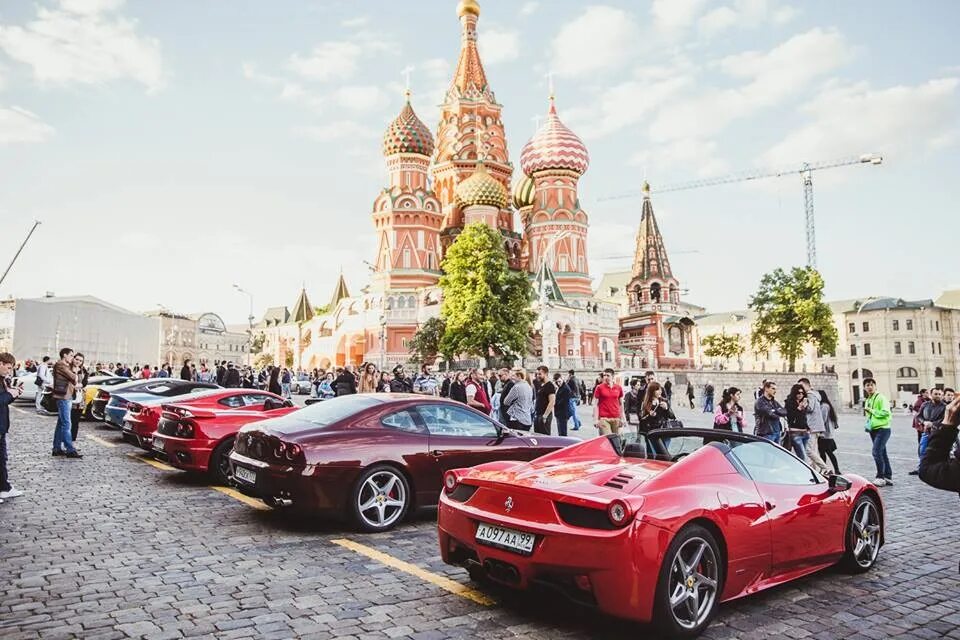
[667,537,719,631]
[356,470,406,529]
[850,500,881,568]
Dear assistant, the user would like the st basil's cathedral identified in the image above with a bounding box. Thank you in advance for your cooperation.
[260,0,698,372]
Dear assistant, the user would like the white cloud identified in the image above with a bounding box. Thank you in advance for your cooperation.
[242,62,325,112]
[564,75,691,139]
[698,7,738,37]
[698,0,798,36]
[288,32,397,82]
[652,0,708,32]
[0,106,55,144]
[551,6,640,78]
[650,28,851,142]
[631,138,730,178]
[0,4,163,91]
[763,77,960,165]
[332,84,387,112]
[519,2,540,16]
[340,16,369,28]
[59,0,125,14]
[478,27,520,65]
[297,120,378,142]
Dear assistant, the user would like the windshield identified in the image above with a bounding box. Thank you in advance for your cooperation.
[619,431,741,462]
[295,394,383,428]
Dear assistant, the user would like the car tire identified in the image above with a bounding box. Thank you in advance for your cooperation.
[653,524,724,639]
[209,438,236,486]
[840,494,882,574]
[350,465,411,533]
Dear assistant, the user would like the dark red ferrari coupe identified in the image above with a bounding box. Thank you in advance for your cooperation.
[150,390,296,484]
[438,429,884,638]
[228,394,577,531]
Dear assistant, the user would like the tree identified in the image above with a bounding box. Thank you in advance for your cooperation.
[254,353,273,369]
[439,222,536,360]
[701,333,744,367]
[748,266,838,371]
[408,317,448,364]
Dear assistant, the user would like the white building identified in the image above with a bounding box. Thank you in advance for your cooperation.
[3,295,160,366]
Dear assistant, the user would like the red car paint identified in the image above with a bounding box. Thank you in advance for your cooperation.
[437,429,884,636]
[228,394,577,530]
[148,389,296,482]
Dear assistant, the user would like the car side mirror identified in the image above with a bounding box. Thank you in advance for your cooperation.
[828,474,852,492]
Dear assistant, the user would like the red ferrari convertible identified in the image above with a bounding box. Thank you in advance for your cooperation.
[438,429,884,638]
[228,394,577,531]
[149,389,296,484]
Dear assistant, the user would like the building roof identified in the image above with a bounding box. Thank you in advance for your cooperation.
[533,260,565,305]
[631,184,675,283]
[260,306,290,327]
[382,95,434,157]
[935,289,960,309]
[17,294,143,317]
[291,288,315,324]
[519,97,589,176]
[512,174,534,209]
[455,162,508,209]
[328,273,350,311]
[594,270,631,302]
[450,0,490,99]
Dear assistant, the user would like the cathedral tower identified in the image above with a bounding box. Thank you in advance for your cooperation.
[431,0,518,264]
[519,96,592,297]
[371,93,443,289]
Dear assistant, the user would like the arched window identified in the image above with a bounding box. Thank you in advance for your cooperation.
[934,367,944,377]
[896,367,919,378]
[650,282,662,303]
[851,369,874,379]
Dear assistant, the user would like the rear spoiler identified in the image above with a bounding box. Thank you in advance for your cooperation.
[161,404,217,419]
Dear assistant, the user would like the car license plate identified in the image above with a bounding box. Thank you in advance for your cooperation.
[234,466,257,485]
[475,522,535,555]
[152,437,165,452]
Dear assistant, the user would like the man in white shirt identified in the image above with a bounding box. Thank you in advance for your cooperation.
[35,356,51,413]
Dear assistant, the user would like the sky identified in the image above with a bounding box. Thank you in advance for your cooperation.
[0,0,957,324]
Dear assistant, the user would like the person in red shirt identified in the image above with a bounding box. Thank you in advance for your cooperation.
[593,368,625,435]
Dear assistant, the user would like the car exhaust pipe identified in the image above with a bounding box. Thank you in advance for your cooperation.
[483,559,519,584]
[270,497,293,508]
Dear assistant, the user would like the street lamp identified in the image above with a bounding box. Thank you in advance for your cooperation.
[852,297,878,406]
[537,230,571,368]
[379,299,392,372]
[233,284,255,367]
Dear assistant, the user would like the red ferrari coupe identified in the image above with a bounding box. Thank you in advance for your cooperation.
[228,394,578,531]
[149,390,296,484]
[438,429,884,638]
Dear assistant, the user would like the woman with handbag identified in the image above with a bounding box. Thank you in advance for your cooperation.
[818,390,841,474]
[713,387,745,432]
[638,382,676,433]
[784,384,810,460]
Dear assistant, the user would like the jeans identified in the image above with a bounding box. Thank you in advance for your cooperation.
[568,397,581,430]
[555,414,569,437]
[760,429,781,444]
[918,431,930,458]
[53,398,76,454]
[791,434,808,460]
[281,383,291,398]
[0,432,9,492]
[703,397,714,413]
[870,428,892,479]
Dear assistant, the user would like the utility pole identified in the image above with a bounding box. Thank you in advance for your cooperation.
[0,221,41,289]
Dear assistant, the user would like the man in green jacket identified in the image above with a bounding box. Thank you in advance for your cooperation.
[864,378,893,486]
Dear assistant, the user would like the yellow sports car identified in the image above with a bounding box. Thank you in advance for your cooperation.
[83,375,129,419]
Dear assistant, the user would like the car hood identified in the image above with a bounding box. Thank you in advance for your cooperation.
[466,456,670,496]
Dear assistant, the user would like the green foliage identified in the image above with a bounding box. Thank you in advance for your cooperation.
[701,333,745,363]
[408,317,448,364]
[313,304,330,315]
[438,223,536,359]
[283,351,294,368]
[250,332,265,354]
[748,266,838,371]
[253,353,273,369]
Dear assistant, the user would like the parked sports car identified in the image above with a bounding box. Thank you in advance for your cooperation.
[438,429,884,638]
[82,375,129,418]
[292,373,313,395]
[150,390,296,484]
[102,380,218,429]
[228,394,577,531]
[121,387,252,450]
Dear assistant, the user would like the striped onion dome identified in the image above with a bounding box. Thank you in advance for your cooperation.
[520,98,589,176]
[455,163,508,209]
[382,96,434,157]
[512,175,535,208]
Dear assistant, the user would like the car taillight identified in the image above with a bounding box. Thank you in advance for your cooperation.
[607,499,632,527]
[175,421,195,438]
[285,444,302,461]
[444,471,459,493]
[128,402,143,413]
[97,390,109,400]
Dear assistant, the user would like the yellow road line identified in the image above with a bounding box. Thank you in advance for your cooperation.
[126,452,176,471]
[331,538,496,606]
[86,434,117,448]
[210,485,271,511]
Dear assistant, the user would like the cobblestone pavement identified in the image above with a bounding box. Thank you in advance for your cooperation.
[1,401,959,640]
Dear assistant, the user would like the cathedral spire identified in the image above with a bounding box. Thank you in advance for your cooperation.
[632,182,674,281]
[291,287,315,324]
[451,0,489,98]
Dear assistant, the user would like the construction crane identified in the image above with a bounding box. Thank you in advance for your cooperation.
[0,220,41,289]
[599,153,883,268]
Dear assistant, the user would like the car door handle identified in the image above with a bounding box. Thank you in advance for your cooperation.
[430,450,444,457]
[764,500,776,511]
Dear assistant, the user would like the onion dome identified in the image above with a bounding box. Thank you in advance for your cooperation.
[512,175,535,209]
[520,98,589,176]
[455,163,508,209]
[457,0,481,17]
[382,95,434,157]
